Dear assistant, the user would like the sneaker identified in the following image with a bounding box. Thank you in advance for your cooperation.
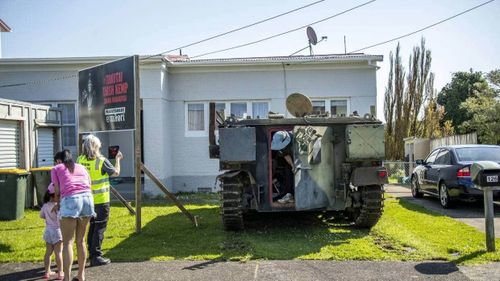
[90,256,111,267]
[277,193,294,204]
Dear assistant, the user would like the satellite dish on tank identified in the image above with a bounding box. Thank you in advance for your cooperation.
[307,26,318,45]
[286,92,313,117]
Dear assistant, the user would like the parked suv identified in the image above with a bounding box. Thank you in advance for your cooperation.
[411,145,500,208]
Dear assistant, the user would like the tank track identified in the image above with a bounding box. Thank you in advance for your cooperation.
[352,185,384,228]
[220,177,244,231]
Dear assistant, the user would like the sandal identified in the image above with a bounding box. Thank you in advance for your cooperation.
[43,272,52,279]
[56,272,64,280]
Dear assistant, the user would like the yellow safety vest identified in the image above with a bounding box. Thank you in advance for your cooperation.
[77,155,110,204]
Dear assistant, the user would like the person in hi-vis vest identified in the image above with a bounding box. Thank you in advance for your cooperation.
[77,134,122,267]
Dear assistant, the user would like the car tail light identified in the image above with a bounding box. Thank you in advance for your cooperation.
[378,169,387,178]
[457,166,470,177]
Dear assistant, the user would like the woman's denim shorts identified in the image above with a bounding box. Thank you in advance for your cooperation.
[59,192,96,219]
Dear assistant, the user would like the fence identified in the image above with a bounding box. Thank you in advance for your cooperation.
[383,161,414,185]
[430,132,477,150]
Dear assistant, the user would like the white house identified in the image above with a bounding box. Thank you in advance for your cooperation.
[0,53,383,194]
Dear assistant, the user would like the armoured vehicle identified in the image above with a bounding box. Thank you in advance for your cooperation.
[209,93,388,231]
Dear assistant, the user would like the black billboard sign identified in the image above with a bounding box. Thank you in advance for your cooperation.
[78,56,136,133]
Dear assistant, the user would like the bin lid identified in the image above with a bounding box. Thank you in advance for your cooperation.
[0,168,29,175]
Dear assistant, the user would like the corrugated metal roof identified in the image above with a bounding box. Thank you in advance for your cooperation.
[165,53,383,66]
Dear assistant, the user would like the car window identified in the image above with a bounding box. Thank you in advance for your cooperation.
[434,150,451,165]
[455,147,500,162]
[425,149,440,164]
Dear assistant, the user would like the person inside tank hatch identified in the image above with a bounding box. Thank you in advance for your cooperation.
[271,130,295,204]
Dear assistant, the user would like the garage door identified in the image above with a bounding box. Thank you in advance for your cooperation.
[0,120,20,169]
[37,128,54,167]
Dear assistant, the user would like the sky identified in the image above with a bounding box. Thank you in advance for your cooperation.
[1,0,499,120]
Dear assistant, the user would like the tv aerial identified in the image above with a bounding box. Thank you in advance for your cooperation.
[290,26,327,56]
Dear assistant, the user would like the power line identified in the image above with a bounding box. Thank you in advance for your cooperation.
[140,0,326,61]
[0,74,77,89]
[190,0,376,59]
[348,0,496,53]
[0,0,328,87]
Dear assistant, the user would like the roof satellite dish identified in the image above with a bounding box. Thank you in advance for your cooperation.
[286,92,313,117]
[307,26,318,45]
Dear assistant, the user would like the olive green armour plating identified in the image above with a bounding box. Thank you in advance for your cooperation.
[77,155,110,204]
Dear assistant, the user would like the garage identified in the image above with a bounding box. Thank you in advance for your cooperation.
[0,119,20,169]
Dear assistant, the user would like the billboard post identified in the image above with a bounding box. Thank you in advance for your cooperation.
[133,55,142,233]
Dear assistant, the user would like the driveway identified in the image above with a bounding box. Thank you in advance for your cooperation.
[385,184,500,237]
[1,260,499,281]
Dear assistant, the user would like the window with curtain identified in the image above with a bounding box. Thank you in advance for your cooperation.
[252,102,268,119]
[330,100,347,116]
[312,100,325,114]
[187,103,204,131]
[230,102,247,118]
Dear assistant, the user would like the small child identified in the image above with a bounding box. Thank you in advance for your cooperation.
[39,183,63,280]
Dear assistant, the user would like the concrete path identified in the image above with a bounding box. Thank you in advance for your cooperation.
[1,260,499,281]
[385,184,500,238]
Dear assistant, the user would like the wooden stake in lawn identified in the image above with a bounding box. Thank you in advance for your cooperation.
[141,164,199,227]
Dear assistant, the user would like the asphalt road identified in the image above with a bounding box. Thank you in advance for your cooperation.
[385,184,500,238]
[2,260,498,281]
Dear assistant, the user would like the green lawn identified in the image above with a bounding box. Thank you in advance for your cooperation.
[1,194,499,265]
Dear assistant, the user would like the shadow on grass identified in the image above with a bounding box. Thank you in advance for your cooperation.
[0,242,13,253]
[105,206,369,261]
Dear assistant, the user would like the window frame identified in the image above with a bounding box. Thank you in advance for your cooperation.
[185,102,208,137]
[434,149,451,165]
[185,100,271,137]
[425,149,441,165]
[310,97,350,116]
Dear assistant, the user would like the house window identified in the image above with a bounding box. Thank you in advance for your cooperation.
[252,102,268,119]
[185,100,270,137]
[312,100,325,114]
[58,103,77,147]
[330,100,347,116]
[312,98,350,116]
[215,103,226,116]
[187,103,205,131]
[230,102,247,118]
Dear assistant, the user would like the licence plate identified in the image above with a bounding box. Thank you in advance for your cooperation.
[487,175,499,183]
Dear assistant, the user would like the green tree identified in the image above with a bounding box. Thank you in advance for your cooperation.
[437,70,487,132]
[384,39,433,160]
[459,69,500,144]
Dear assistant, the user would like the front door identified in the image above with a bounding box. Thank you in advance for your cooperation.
[293,126,335,210]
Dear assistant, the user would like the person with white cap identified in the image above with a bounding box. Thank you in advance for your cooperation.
[271,130,295,204]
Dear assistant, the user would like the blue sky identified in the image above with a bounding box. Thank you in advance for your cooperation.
[1,0,499,119]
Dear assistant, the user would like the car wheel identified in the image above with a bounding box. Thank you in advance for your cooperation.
[439,182,452,209]
[411,176,423,198]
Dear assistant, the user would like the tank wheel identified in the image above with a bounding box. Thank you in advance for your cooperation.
[351,185,384,228]
[220,176,244,231]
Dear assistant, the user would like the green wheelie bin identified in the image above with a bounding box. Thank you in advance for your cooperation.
[31,167,53,207]
[0,169,29,220]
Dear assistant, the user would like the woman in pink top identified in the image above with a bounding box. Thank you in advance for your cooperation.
[52,150,95,281]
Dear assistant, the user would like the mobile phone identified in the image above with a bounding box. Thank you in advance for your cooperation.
[108,146,120,159]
